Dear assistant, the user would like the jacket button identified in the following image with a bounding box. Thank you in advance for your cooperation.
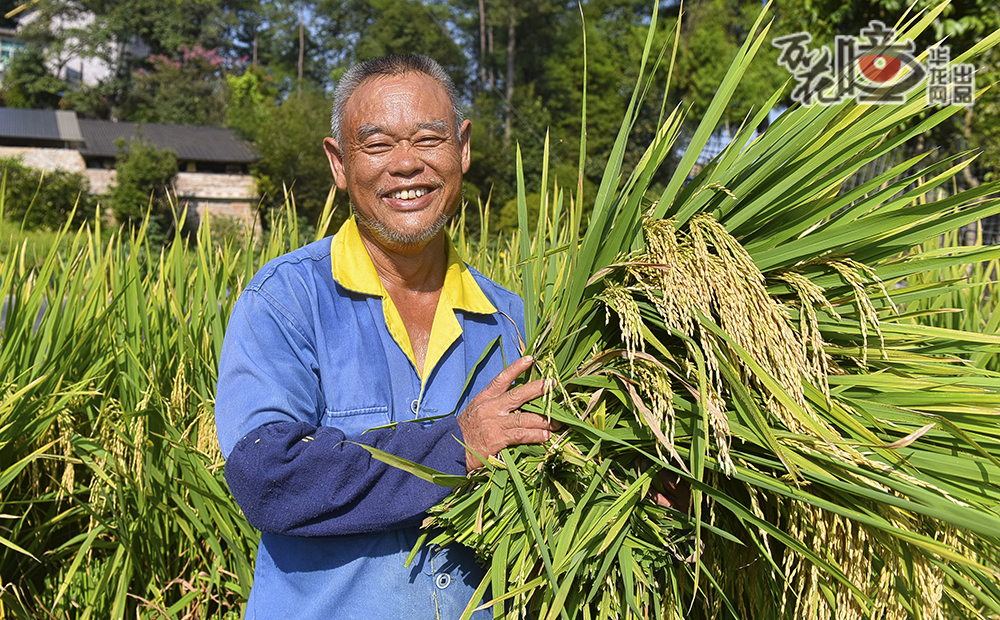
[411,399,419,415]
[435,573,451,590]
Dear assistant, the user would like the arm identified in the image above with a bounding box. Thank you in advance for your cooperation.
[224,418,467,536]
[216,288,466,536]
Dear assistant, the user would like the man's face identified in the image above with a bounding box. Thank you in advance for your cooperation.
[324,72,471,253]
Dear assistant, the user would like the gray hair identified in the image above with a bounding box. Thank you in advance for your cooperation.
[330,54,463,144]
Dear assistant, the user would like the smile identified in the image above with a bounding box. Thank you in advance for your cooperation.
[389,188,430,200]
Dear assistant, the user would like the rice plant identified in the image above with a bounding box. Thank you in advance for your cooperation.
[0,192,336,618]
[2,1,999,617]
[374,2,1000,618]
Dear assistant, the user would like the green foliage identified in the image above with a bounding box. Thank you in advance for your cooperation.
[16,0,1000,230]
[348,0,469,87]
[675,0,785,124]
[375,3,1000,618]
[225,66,277,141]
[0,45,67,109]
[467,0,664,227]
[252,90,341,226]
[108,136,178,237]
[0,218,80,272]
[772,0,1000,180]
[133,45,230,126]
[0,202,332,618]
[0,158,94,231]
[0,198,338,618]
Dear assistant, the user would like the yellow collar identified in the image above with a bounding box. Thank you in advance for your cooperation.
[330,217,497,379]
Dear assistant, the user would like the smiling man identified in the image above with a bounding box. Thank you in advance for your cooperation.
[215,54,557,619]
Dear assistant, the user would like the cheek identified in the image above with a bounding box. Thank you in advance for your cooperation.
[431,152,465,175]
[346,158,383,186]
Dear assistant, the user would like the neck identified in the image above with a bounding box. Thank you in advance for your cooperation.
[356,226,448,293]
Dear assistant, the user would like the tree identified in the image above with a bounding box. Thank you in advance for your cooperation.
[313,0,469,91]
[133,45,231,126]
[462,0,665,231]
[675,0,786,125]
[26,0,246,118]
[226,65,278,141]
[0,158,94,229]
[252,90,338,227]
[109,135,178,239]
[1,45,68,109]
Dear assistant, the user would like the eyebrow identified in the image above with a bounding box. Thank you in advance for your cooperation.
[353,120,452,140]
[416,120,451,133]
[355,124,387,140]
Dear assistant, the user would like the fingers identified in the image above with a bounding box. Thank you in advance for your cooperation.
[636,457,691,512]
[500,378,549,411]
[505,425,552,446]
[503,409,554,431]
[652,470,690,513]
[480,355,535,399]
[459,357,563,471]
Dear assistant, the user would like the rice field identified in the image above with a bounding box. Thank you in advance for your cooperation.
[0,201,335,619]
[2,1,1000,617]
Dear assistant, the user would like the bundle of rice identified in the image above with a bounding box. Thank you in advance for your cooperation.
[367,3,1000,618]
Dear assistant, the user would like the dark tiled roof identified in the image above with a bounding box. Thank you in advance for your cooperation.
[78,119,260,163]
[0,108,84,141]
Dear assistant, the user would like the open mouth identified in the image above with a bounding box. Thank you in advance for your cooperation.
[388,187,431,200]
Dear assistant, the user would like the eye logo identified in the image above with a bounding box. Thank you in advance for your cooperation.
[773,20,975,107]
[859,54,903,83]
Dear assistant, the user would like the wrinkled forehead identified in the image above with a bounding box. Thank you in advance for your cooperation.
[342,72,456,137]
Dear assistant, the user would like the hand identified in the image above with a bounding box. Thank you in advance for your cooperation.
[651,469,690,513]
[457,356,557,471]
[638,458,691,513]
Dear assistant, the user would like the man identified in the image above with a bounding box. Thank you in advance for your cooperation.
[215,54,558,619]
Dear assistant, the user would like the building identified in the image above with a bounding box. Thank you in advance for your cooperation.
[0,27,26,75]
[4,7,145,88]
[0,107,260,228]
[78,119,260,226]
[0,108,88,171]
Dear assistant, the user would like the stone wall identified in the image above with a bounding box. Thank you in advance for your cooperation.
[4,151,260,233]
[84,169,115,194]
[0,147,86,173]
[82,169,258,231]
[174,172,256,201]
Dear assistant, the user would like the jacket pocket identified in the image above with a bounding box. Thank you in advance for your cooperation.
[321,405,391,438]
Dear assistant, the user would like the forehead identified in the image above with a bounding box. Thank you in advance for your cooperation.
[343,72,454,137]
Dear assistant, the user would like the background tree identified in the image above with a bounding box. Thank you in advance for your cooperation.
[109,136,178,240]
[225,65,277,141]
[1,45,68,109]
[8,0,997,234]
[675,0,785,125]
[252,90,337,228]
[0,158,94,230]
[133,45,231,125]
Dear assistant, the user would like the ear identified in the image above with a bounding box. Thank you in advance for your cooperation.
[459,119,472,174]
[324,137,349,191]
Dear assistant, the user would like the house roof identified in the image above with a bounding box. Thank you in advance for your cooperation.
[0,108,84,142]
[78,119,260,163]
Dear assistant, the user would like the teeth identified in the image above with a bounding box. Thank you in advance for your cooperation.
[391,188,429,200]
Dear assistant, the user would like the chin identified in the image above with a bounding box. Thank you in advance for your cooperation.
[357,211,451,249]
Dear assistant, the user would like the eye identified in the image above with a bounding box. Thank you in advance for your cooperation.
[415,135,447,148]
[361,141,393,154]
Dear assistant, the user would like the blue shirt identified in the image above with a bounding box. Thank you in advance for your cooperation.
[216,218,525,619]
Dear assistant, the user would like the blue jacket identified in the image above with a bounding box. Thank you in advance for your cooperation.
[216,218,525,619]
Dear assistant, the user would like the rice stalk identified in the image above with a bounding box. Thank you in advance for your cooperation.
[371,2,1000,618]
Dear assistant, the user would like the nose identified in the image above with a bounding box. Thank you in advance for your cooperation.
[386,141,424,176]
